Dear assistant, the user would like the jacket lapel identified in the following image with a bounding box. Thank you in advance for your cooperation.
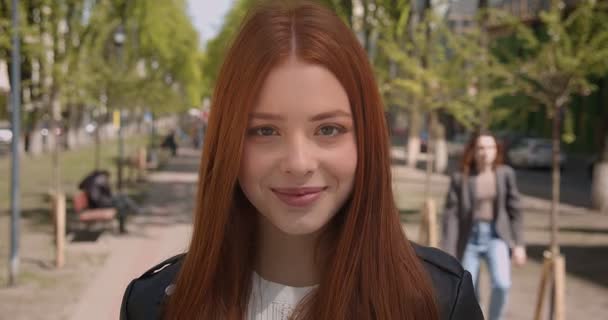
[464,174,477,216]
[495,167,505,213]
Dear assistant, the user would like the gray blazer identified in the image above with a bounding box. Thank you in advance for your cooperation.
[441,165,523,260]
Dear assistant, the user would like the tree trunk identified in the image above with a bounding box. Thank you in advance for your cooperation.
[591,78,608,212]
[28,123,44,156]
[592,162,608,214]
[434,136,448,173]
[94,125,101,169]
[352,0,369,49]
[431,112,448,173]
[51,93,61,193]
[407,109,422,168]
[477,0,490,130]
[66,105,79,149]
[362,0,371,52]
[591,132,608,213]
[425,112,435,199]
[550,104,562,254]
[425,135,433,199]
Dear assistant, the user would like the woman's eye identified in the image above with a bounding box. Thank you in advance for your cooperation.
[250,127,277,136]
[317,125,344,137]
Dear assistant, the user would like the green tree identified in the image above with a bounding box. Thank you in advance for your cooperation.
[380,3,509,165]
[133,0,202,112]
[200,0,255,98]
[0,0,204,187]
[499,0,608,252]
[379,0,448,246]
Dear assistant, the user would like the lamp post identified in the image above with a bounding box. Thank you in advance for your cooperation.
[113,25,125,193]
[8,0,22,287]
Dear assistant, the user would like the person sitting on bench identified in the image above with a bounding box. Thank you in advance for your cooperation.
[78,170,140,233]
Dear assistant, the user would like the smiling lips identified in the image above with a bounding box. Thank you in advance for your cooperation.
[271,187,327,207]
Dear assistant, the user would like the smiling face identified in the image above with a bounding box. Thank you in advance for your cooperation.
[238,58,357,236]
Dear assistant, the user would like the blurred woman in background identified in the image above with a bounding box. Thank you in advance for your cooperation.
[442,130,526,320]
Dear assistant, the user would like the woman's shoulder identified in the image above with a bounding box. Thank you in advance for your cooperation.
[120,248,483,319]
[412,242,464,277]
[496,164,516,175]
[120,253,185,320]
[411,243,484,320]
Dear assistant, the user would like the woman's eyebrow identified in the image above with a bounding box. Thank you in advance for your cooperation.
[309,110,352,121]
[248,109,352,121]
[249,112,285,121]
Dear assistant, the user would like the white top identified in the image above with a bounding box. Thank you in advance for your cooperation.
[247,272,317,320]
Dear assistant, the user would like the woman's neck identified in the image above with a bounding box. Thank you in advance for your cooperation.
[255,216,322,287]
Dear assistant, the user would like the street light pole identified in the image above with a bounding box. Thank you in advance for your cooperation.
[117,110,124,192]
[112,26,128,234]
[9,0,22,287]
[113,26,126,193]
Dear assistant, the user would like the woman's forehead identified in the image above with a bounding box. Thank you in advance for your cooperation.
[477,135,496,146]
[252,59,351,116]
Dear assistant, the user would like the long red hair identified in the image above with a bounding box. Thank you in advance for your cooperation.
[164,1,439,319]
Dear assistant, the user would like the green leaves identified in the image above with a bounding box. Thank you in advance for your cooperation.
[0,0,204,122]
[378,4,513,129]
[491,0,608,146]
[508,0,608,112]
[200,0,255,98]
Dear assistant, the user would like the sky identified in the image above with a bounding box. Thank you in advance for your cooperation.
[187,0,236,48]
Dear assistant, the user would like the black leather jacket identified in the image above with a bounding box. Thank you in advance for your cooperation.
[121,244,483,320]
[78,170,114,208]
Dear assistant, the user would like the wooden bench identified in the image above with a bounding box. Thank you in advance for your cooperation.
[73,191,117,229]
[114,147,150,184]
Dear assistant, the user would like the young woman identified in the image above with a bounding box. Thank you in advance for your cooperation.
[121,1,482,319]
[441,131,526,320]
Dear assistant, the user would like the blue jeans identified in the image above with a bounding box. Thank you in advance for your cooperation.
[462,221,511,320]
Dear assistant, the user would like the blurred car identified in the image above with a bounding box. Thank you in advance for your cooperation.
[0,123,12,145]
[507,138,566,169]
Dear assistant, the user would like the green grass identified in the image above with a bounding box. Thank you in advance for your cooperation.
[0,135,149,224]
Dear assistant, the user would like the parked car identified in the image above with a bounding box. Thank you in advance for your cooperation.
[507,138,566,169]
[0,123,12,145]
